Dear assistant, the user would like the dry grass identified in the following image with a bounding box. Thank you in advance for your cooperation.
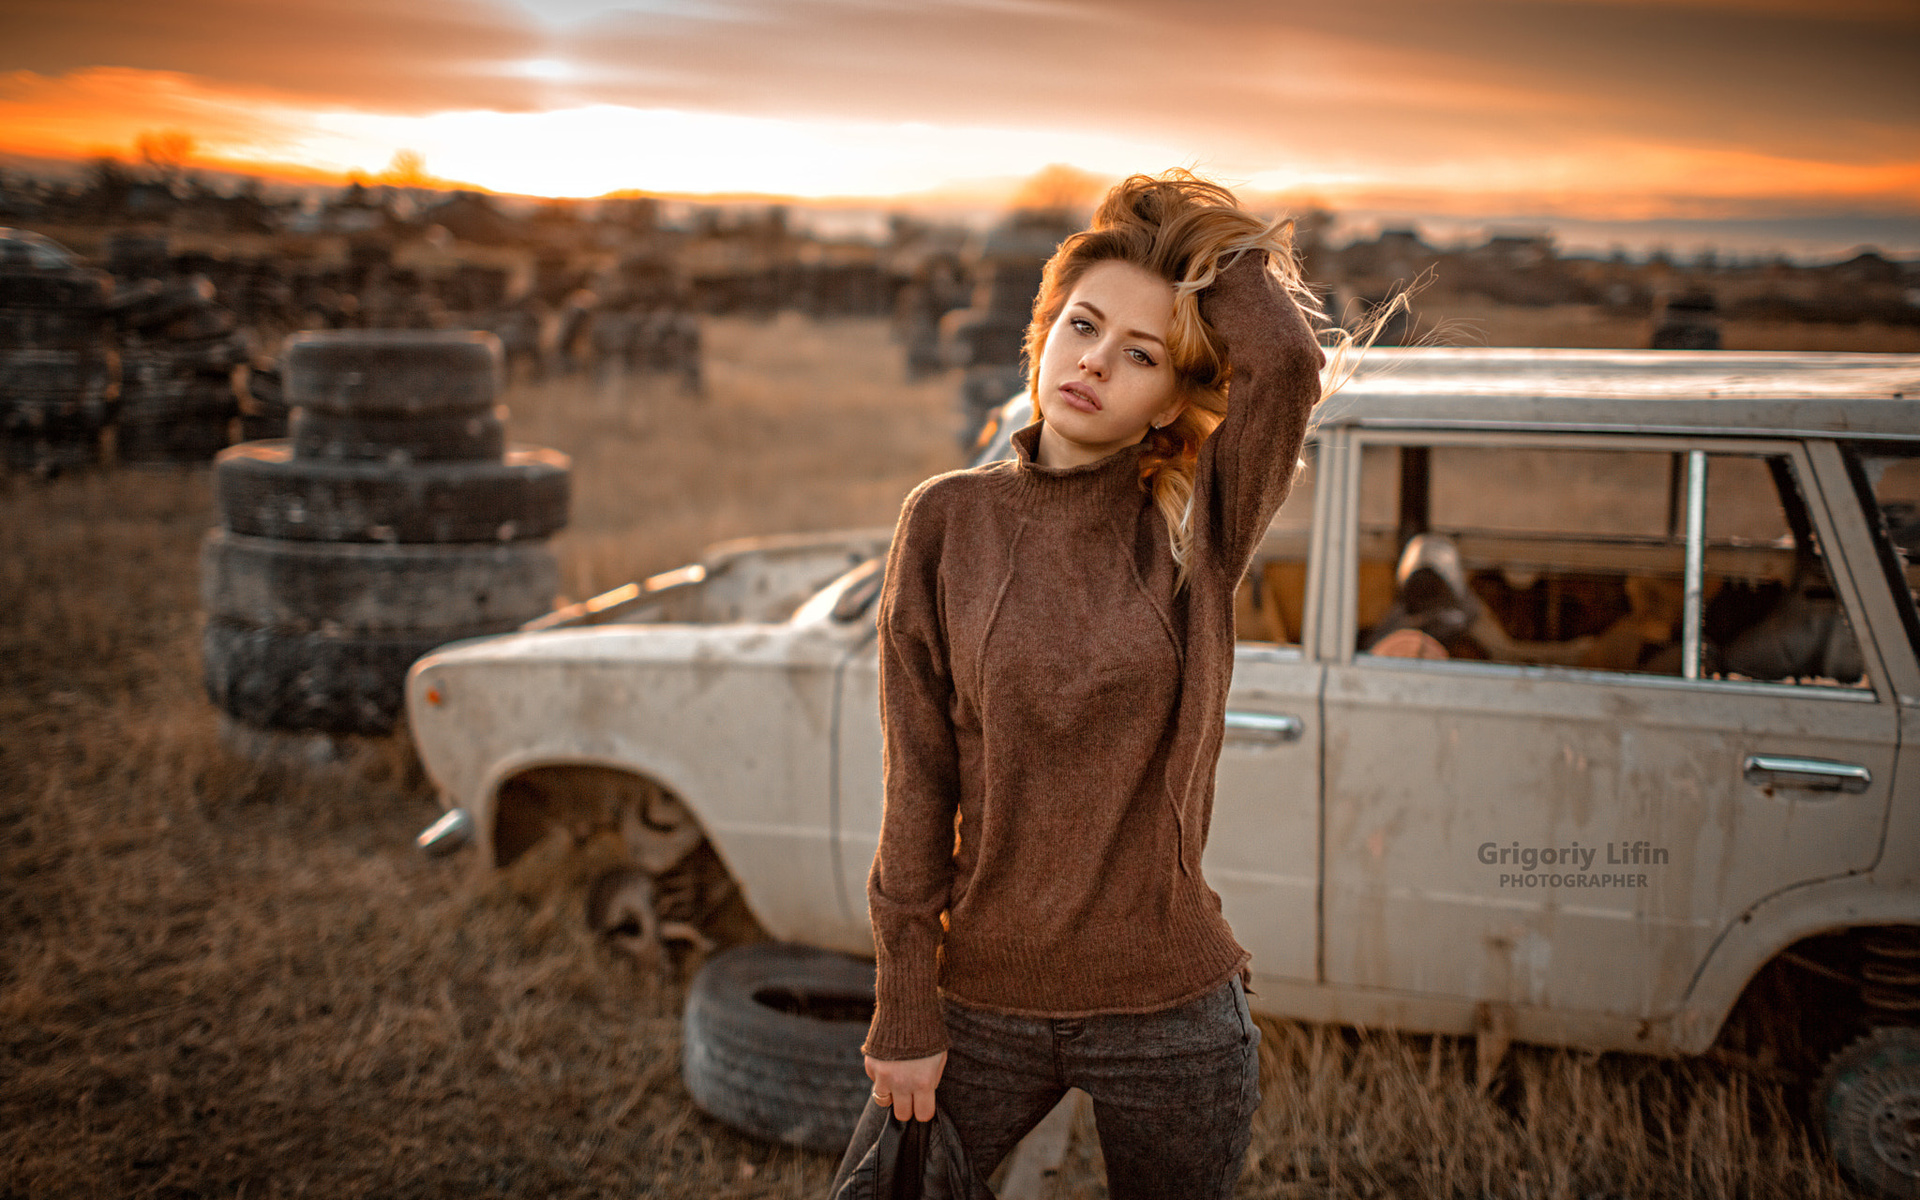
[510,311,964,601]
[0,312,1868,1198]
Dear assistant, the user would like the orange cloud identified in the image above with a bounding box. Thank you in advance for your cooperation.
[0,68,315,164]
[5,0,546,112]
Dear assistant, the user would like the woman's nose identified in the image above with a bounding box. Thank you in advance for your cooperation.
[1078,340,1109,377]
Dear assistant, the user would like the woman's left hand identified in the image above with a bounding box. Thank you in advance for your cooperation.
[864,1050,947,1122]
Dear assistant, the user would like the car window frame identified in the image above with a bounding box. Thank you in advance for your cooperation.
[1326,427,1899,704]
[1841,439,1920,667]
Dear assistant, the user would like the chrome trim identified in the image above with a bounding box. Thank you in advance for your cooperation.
[1347,419,1920,440]
[416,808,474,856]
[1683,450,1706,680]
[1346,653,1879,699]
[1224,711,1305,743]
[1742,754,1872,794]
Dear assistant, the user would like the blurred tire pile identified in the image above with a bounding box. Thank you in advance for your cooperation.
[203,329,570,741]
[105,232,257,466]
[0,228,117,474]
[938,213,1077,448]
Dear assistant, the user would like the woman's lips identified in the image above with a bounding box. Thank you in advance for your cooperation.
[1059,382,1101,413]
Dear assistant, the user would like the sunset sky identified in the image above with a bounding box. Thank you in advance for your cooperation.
[3,0,1917,249]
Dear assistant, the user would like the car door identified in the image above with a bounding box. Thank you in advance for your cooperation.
[1316,431,1900,1026]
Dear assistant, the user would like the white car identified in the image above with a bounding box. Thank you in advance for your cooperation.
[408,348,1920,1192]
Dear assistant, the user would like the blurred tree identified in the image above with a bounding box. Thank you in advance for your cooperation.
[135,130,196,188]
[1011,163,1103,220]
[380,149,439,189]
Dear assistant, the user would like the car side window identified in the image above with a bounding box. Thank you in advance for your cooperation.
[1703,453,1866,688]
[1352,441,1868,688]
[1355,442,1676,671]
[1236,444,1316,645]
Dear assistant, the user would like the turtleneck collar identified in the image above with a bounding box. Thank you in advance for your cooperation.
[1003,419,1152,515]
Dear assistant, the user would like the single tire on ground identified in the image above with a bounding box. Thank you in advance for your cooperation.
[681,942,876,1153]
[282,329,501,417]
[1816,1025,1920,1200]
[288,405,508,463]
[201,530,558,634]
[215,442,570,543]
[203,617,510,734]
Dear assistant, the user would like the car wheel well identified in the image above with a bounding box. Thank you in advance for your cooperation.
[491,763,767,958]
[491,763,701,869]
[1715,924,1920,1081]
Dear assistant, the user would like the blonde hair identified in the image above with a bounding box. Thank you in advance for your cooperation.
[1024,170,1348,585]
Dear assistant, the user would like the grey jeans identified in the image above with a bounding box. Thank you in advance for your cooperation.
[934,976,1261,1200]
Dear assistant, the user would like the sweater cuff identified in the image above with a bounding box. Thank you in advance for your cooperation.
[862,966,949,1061]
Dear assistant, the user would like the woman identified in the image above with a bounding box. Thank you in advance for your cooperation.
[860,171,1330,1198]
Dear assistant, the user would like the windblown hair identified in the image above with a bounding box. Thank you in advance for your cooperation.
[1024,170,1348,586]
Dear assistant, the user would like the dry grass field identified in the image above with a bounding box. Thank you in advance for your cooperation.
[0,312,1866,1198]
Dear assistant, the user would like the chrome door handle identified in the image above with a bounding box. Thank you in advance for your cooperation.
[1224,711,1304,744]
[1742,754,1872,794]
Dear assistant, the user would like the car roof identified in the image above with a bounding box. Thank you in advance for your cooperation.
[1322,348,1920,440]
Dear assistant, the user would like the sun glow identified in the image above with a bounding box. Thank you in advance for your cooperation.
[512,58,577,82]
[289,104,1182,198]
[0,67,1186,198]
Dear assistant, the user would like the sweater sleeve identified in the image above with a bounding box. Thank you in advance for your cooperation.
[1189,251,1328,579]
[862,480,961,1060]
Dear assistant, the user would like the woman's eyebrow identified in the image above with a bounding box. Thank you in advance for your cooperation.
[1072,300,1166,347]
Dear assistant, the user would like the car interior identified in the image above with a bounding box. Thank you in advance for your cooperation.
[1236,441,1874,689]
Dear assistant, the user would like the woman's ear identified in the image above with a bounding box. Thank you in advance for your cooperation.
[1150,397,1190,431]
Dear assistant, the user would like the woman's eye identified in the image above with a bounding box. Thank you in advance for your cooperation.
[1128,348,1158,366]
[1070,317,1095,336]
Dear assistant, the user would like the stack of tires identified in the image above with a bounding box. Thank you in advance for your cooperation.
[0,229,117,474]
[110,275,251,466]
[238,357,290,443]
[941,213,1076,447]
[202,330,570,743]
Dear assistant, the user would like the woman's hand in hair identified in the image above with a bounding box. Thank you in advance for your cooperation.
[864,1050,947,1122]
[1202,247,1326,375]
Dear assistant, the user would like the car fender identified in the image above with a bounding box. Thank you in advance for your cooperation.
[407,622,854,942]
[1671,871,1920,1054]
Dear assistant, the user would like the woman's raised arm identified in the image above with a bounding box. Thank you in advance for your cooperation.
[1189,251,1327,579]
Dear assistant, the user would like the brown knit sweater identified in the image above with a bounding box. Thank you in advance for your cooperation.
[863,253,1325,1061]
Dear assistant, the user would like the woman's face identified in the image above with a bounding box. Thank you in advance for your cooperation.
[1033,259,1184,470]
